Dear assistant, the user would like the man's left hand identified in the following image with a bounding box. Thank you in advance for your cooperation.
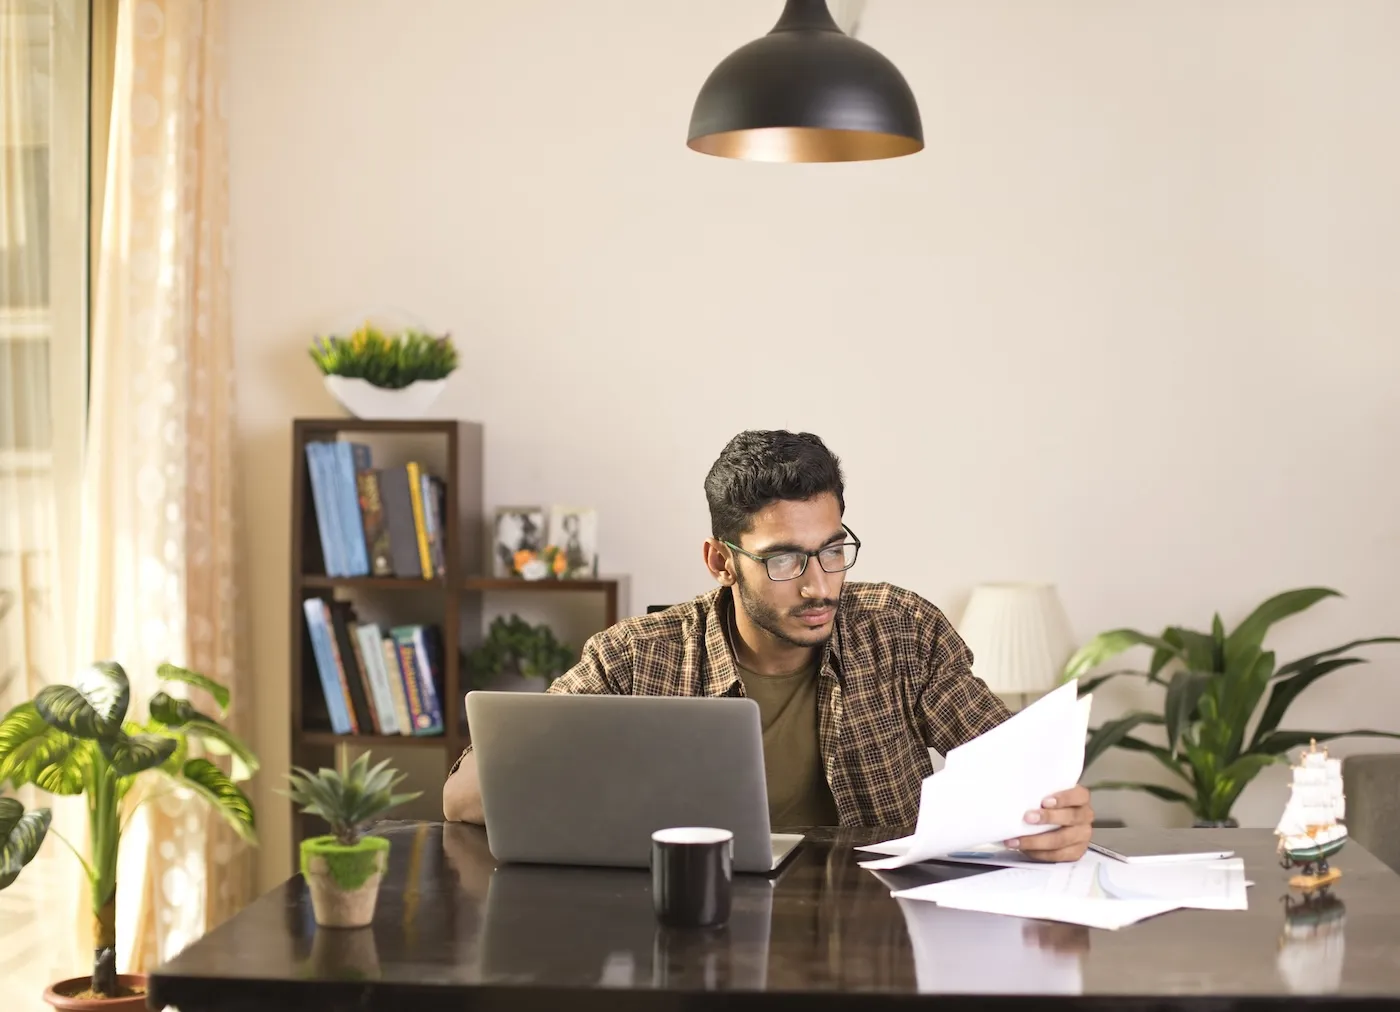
[1005,785,1094,862]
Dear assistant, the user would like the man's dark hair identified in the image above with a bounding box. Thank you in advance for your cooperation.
[704,430,845,543]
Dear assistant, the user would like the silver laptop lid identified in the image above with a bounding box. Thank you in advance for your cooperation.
[466,691,778,872]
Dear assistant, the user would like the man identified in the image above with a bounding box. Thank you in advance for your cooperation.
[444,430,1093,861]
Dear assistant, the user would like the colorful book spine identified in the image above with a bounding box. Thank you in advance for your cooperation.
[314,598,358,733]
[378,465,422,578]
[405,462,434,579]
[302,597,352,734]
[382,637,419,732]
[305,443,343,576]
[357,469,394,577]
[376,628,413,735]
[393,624,443,735]
[412,624,445,735]
[328,601,375,732]
[427,474,447,575]
[419,470,441,579]
[331,442,371,576]
[344,618,383,735]
[355,622,400,735]
[393,627,429,733]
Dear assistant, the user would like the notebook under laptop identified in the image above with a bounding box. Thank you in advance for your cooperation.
[465,691,804,874]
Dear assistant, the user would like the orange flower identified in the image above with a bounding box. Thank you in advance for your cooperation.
[552,551,567,575]
[513,549,536,572]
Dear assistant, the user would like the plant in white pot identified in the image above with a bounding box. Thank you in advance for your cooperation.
[284,752,420,929]
[309,321,458,420]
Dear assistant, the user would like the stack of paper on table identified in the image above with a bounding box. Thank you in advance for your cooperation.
[851,676,1249,929]
[889,851,1248,930]
[858,678,1094,871]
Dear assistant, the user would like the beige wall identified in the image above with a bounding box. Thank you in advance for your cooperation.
[228,0,1400,891]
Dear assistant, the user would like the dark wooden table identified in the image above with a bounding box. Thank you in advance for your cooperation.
[148,822,1400,1011]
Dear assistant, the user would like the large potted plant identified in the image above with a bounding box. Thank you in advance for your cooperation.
[284,751,420,928]
[309,320,458,420]
[0,661,258,1009]
[1064,587,1400,826]
[465,614,577,691]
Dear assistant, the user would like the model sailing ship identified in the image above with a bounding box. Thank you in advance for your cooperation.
[1275,740,1346,891]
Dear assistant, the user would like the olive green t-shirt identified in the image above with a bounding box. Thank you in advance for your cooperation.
[736,660,841,829]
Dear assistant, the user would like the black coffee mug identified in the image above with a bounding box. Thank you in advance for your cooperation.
[650,827,733,929]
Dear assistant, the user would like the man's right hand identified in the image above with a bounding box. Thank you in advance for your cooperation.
[442,749,485,824]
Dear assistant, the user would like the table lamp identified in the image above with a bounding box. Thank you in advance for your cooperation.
[956,582,1075,710]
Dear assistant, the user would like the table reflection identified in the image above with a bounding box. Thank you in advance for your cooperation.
[476,861,775,988]
[444,824,1094,995]
[1277,891,1346,995]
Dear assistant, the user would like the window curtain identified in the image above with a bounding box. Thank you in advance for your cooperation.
[80,0,254,973]
[1,1,89,1006]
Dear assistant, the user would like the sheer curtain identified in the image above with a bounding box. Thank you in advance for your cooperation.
[80,0,254,973]
[1,0,91,1006]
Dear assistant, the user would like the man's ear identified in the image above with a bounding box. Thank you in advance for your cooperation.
[702,538,734,586]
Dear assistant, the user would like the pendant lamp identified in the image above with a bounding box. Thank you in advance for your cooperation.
[687,0,923,163]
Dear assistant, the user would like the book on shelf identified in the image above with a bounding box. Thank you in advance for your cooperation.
[302,595,445,738]
[303,439,447,579]
[391,624,445,735]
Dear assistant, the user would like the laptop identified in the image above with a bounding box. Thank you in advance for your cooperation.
[465,691,804,874]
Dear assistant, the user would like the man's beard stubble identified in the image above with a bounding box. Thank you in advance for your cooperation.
[732,566,840,649]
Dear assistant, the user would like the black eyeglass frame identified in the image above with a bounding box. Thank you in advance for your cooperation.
[722,524,862,582]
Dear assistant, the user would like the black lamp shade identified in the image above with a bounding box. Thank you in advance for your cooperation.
[687,0,923,163]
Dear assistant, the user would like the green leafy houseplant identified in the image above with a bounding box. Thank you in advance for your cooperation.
[1065,588,1400,825]
[0,795,51,890]
[308,322,458,389]
[465,615,577,689]
[0,661,258,1002]
[284,752,421,928]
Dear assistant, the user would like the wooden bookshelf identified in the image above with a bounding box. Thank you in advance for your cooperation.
[461,576,621,626]
[288,417,626,863]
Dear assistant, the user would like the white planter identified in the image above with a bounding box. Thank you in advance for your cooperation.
[324,375,448,420]
[304,851,388,928]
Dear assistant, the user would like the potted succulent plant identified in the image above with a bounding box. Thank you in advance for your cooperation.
[284,751,421,928]
[309,320,458,420]
[1064,587,1400,826]
[0,660,257,1010]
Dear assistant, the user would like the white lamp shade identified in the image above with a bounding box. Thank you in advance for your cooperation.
[957,583,1076,696]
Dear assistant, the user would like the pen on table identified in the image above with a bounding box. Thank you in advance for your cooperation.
[1088,842,1235,864]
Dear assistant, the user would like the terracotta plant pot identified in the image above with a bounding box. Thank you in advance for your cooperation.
[43,974,148,1011]
[301,835,391,928]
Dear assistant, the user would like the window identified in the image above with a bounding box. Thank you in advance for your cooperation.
[0,1,96,1004]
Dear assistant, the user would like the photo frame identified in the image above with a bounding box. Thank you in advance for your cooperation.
[547,506,598,580]
[493,506,546,578]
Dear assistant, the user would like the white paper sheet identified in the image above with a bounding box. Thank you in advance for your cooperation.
[857,838,1040,868]
[1082,852,1248,910]
[888,851,1248,930]
[858,679,1093,870]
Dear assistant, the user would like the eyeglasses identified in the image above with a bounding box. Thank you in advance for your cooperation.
[723,525,862,582]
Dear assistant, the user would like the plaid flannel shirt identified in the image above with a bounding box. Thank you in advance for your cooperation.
[451,581,1011,827]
